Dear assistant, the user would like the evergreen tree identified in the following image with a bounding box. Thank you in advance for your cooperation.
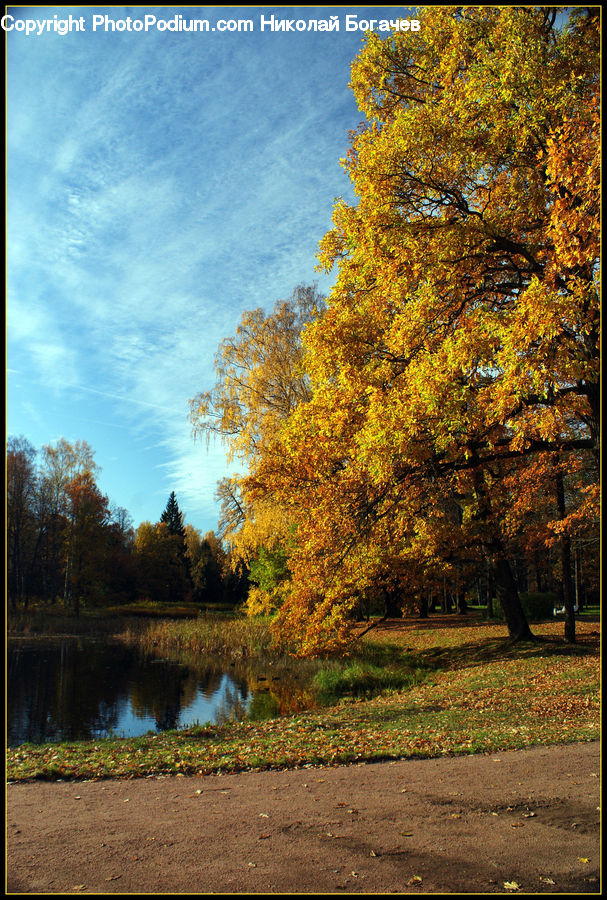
[159,492,190,601]
[160,491,186,537]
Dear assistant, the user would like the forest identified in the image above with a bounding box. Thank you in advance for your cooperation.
[7,8,600,656]
[6,436,245,616]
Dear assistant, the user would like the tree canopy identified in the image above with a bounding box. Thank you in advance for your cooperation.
[239,7,599,654]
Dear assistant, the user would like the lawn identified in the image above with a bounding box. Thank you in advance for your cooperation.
[6,616,600,781]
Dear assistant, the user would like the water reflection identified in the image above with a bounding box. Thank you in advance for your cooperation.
[7,638,287,746]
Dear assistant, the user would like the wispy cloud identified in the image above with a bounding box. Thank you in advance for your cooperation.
[6,6,369,530]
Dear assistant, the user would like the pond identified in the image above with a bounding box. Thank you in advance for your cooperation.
[7,637,310,746]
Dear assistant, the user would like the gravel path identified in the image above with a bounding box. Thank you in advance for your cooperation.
[6,741,600,894]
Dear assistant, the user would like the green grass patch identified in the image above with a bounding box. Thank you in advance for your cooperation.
[306,637,431,704]
[312,661,411,701]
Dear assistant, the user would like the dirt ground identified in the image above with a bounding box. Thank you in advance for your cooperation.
[6,741,600,894]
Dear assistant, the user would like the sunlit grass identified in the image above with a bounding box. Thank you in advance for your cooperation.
[124,614,275,659]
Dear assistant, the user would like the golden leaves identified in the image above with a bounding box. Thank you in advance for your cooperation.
[193,10,599,656]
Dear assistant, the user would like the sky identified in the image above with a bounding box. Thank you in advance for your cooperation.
[6,5,414,535]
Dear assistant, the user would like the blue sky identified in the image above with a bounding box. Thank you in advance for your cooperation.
[6,5,413,534]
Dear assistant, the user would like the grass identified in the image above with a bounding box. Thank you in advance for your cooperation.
[6,616,600,782]
[310,640,427,703]
[126,613,275,659]
[6,600,209,636]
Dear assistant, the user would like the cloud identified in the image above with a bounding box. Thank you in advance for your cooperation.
[6,9,360,530]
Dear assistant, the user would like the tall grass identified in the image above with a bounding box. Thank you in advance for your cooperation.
[126,614,275,660]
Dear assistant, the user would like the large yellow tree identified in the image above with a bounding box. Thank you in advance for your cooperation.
[252,7,599,654]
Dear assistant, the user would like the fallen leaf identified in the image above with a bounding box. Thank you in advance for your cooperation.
[259,813,269,818]
[578,858,590,864]
[503,881,520,891]
[540,877,555,885]
[511,822,524,828]
[408,875,423,885]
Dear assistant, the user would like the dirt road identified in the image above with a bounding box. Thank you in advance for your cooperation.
[6,741,600,894]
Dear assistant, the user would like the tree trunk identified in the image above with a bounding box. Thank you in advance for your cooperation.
[490,548,533,641]
[63,554,71,609]
[441,577,451,613]
[534,556,544,593]
[486,561,494,618]
[555,470,576,643]
[574,546,583,612]
[456,574,468,614]
[384,591,403,618]
[418,592,429,618]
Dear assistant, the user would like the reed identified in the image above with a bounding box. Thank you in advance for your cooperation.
[126,614,275,659]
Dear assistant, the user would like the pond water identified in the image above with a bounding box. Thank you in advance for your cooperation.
[7,637,306,746]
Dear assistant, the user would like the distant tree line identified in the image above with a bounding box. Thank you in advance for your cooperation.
[6,436,245,613]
